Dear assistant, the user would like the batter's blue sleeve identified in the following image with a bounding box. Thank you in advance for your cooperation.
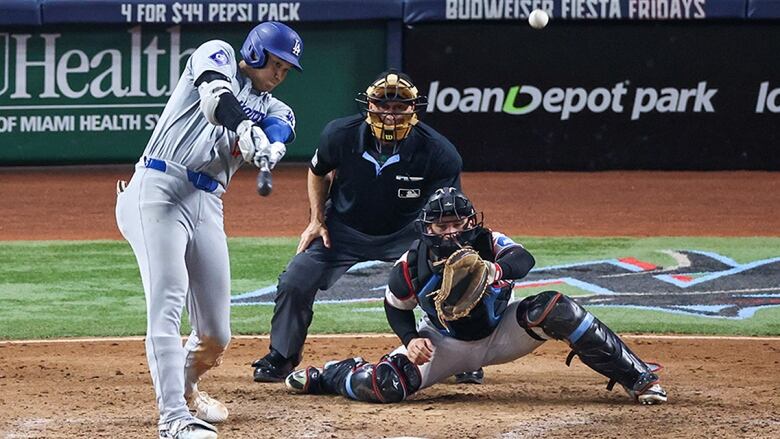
[260,117,294,143]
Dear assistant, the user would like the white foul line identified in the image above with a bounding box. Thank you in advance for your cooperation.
[1,333,779,345]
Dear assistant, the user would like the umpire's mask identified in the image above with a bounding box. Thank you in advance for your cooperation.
[356,71,426,144]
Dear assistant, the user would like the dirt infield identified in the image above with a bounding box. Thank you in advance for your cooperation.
[0,166,779,438]
[1,336,779,438]
[0,165,778,240]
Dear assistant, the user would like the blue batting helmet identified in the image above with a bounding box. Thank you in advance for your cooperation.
[241,22,303,71]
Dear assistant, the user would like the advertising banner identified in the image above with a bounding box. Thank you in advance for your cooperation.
[404,21,779,170]
[39,0,402,24]
[0,23,385,164]
[403,0,748,23]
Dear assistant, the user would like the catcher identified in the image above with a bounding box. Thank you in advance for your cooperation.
[284,187,668,405]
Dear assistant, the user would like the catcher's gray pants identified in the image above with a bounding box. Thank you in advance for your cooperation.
[391,301,545,389]
[270,217,416,361]
[116,161,232,425]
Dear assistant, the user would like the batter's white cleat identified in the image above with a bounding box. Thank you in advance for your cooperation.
[188,391,229,424]
[159,417,218,439]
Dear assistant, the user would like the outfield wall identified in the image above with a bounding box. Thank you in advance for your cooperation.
[0,0,778,169]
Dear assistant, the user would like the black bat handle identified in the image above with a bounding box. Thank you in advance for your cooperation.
[256,156,272,196]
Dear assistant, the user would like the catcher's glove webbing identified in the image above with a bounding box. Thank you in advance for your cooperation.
[428,248,490,330]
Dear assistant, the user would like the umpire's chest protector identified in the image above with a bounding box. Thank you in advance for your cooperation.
[330,132,439,235]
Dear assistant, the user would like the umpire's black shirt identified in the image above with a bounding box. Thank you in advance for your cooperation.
[310,114,462,236]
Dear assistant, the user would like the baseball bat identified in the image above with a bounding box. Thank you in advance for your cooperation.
[256,156,273,196]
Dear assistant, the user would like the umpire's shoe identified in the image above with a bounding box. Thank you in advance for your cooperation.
[252,349,296,383]
[454,368,484,384]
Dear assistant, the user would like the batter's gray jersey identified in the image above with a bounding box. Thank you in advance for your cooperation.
[143,39,296,188]
[116,38,296,428]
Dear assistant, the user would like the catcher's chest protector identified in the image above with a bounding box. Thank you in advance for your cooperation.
[411,237,512,341]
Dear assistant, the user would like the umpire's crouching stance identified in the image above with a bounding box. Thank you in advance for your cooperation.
[251,71,463,381]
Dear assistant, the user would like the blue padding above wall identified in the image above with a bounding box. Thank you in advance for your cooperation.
[1,0,42,26]
[403,0,749,23]
[747,0,780,18]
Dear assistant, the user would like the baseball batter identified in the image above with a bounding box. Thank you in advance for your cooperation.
[285,188,668,405]
[115,22,303,439]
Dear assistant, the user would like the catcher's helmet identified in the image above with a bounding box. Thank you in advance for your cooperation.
[241,22,303,71]
[418,187,483,258]
[356,70,426,143]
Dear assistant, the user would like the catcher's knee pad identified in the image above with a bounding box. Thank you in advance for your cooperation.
[517,290,590,342]
[345,354,422,403]
[517,291,656,391]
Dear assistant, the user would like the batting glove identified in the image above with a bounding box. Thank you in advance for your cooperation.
[254,141,286,169]
[236,120,269,163]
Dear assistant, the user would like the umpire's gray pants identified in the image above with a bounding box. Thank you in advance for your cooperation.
[269,217,417,361]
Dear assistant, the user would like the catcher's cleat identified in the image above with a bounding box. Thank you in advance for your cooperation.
[454,368,484,385]
[187,391,228,424]
[285,366,323,394]
[625,371,668,405]
[158,417,217,439]
[628,383,668,405]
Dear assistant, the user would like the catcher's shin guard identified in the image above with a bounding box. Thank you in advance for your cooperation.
[323,354,422,403]
[518,291,660,394]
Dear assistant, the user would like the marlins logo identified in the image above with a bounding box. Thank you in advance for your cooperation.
[232,250,780,320]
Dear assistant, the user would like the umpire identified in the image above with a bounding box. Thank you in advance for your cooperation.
[252,70,463,381]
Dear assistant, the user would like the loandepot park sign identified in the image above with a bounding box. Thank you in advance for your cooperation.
[424,81,780,121]
[232,250,780,320]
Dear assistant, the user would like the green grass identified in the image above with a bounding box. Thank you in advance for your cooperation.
[1,237,779,340]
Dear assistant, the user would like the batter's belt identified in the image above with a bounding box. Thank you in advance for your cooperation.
[143,157,219,193]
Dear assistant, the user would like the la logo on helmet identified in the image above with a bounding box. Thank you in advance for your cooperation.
[292,39,301,56]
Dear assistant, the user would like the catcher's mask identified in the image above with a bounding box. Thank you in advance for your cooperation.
[356,70,426,145]
[417,187,483,259]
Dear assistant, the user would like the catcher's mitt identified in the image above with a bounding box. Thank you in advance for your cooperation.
[428,248,490,329]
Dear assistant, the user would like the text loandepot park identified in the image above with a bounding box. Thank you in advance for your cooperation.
[425,80,728,120]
